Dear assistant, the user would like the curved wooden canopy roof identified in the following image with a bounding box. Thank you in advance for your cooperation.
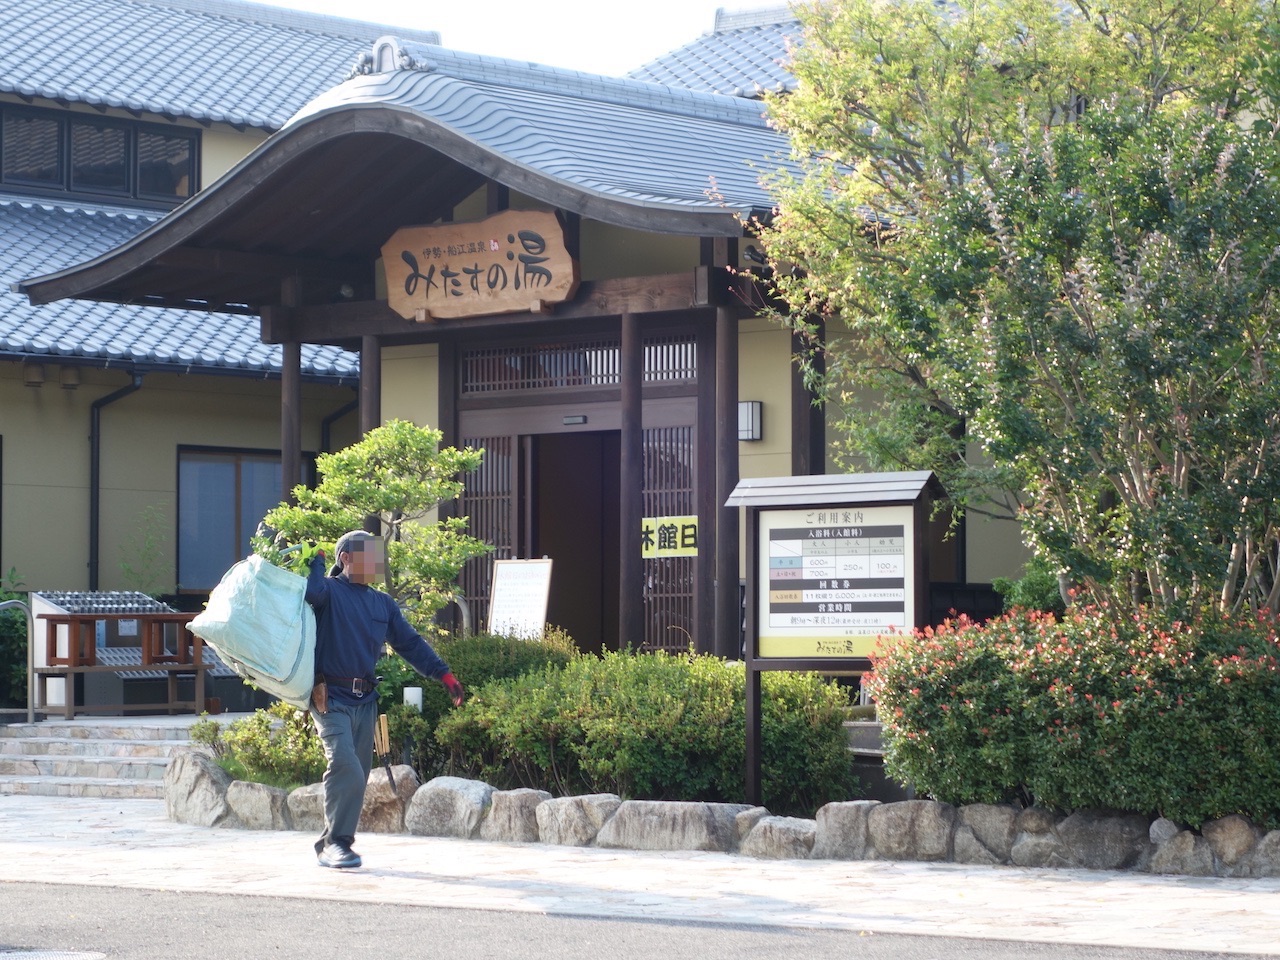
[17,44,788,317]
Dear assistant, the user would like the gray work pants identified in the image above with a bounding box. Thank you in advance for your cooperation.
[311,694,376,847]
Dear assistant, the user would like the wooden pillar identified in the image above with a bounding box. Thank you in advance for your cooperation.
[791,317,825,476]
[619,311,644,649]
[715,303,740,659]
[359,334,381,437]
[280,277,303,504]
[695,316,717,653]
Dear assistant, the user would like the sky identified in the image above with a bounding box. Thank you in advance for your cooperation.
[265,0,771,75]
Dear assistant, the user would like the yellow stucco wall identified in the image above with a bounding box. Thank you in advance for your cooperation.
[201,126,269,185]
[736,317,793,480]
[382,343,440,429]
[0,363,356,593]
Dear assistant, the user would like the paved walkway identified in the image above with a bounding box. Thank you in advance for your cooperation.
[2,793,1280,956]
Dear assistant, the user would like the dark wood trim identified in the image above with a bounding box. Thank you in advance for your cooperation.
[619,312,643,650]
[790,317,825,476]
[280,277,303,504]
[695,315,717,655]
[714,302,740,660]
[359,335,381,437]
[708,233,741,661]
[154,246,366,283]
[260,274,728,346]
[458,381,697,412]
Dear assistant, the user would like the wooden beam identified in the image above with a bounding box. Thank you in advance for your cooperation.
[261,273,724,344]
[155,246,365,281]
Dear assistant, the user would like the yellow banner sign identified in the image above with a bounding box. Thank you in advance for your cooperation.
[642,515,699,558]
[382,210,579,321]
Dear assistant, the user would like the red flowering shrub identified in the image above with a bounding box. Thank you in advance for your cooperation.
[866,606,1280,828]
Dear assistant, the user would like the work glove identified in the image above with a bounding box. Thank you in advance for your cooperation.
[441,671,465,707]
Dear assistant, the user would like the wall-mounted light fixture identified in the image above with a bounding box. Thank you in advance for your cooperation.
[738,400,763,441]
[59,365,80,390]
[562,415,588,426]
[23,364,44,388]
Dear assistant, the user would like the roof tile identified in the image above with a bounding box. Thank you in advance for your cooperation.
[0,195,357,381]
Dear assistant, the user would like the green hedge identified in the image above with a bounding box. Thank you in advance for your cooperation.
[435,650,858,817]
[190,701,325,790]
[867,606,1280,828]
[376,628,579,781]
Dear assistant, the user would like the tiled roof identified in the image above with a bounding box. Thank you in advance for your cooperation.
[0,0,441,131]
[627,5,800,97]
[0,195,357,381]
[291,42,791,223]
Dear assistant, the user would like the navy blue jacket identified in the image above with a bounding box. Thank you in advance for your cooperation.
[305,555,449,705]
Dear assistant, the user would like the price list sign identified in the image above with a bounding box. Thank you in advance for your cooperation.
[757,504,915,659]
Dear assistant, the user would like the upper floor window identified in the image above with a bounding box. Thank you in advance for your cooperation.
[0,105,198,208]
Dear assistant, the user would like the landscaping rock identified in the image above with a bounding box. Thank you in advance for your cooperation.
[480,788,553,843]
[868,800,956,861]
[226,780,291,830]
[1015,806,1060,835]
[536,794,622,846]
[1011,831,1070,868]
[1149,817,1181,845]
[405,776,493,838]
[953,825,1002,865]
[958,804,1017,862]
[741,816,816,860]
[1058,810,1150,870]
[1202,815,1261,867]
[812,800,879,860]
[164,750,237,828]
[735,806,770,844]
[1238,831,1280,878]
[595,800,752,853]
[287,782,325,833]
[360,765,420,833]
[1151,830,1215,876]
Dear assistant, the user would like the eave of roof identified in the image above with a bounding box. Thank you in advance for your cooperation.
[0,194,358,381]
[16,47,793,314]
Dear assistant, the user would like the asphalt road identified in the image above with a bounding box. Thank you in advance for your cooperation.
[0,883,1253,960]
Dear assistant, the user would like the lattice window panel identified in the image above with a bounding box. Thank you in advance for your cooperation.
[642,424,696,653]
[462,335,696,395]
[459,434,513,632]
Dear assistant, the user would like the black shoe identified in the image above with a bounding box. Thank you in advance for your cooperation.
[317,841,362,869]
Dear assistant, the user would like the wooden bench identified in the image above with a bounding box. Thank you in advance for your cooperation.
[34,612,213,720]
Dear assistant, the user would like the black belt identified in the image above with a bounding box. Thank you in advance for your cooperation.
[322,675,377,696]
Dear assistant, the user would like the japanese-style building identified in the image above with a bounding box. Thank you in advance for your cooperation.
[8,5,1021,658]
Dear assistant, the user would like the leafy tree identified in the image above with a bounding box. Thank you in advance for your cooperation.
[256,419,491,622]
[759,0,1280,613]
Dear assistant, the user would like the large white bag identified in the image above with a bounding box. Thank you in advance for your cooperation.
[190,554,316,710]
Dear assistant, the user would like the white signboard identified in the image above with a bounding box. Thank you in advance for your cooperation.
[487,559,553,639]
[757,505,914,659]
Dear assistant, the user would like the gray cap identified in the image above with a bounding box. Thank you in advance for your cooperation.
[328,529,377,577]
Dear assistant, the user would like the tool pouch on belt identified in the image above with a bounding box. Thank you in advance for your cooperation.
[311,678,328,714]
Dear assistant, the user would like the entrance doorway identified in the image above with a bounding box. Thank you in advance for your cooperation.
[456,336,702,653]
[531,431,620,655]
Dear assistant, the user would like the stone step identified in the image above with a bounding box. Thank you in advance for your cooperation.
[0,721,201,741]
[0,754,171,780]
[0,774,164,799]
[0,737,185,758]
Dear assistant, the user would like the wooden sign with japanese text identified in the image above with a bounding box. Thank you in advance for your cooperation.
[382,210,579,321]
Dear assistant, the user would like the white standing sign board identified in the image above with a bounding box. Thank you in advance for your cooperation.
[487,559,553,639]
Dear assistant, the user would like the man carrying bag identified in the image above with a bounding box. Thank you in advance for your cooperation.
[307,529,464,869]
